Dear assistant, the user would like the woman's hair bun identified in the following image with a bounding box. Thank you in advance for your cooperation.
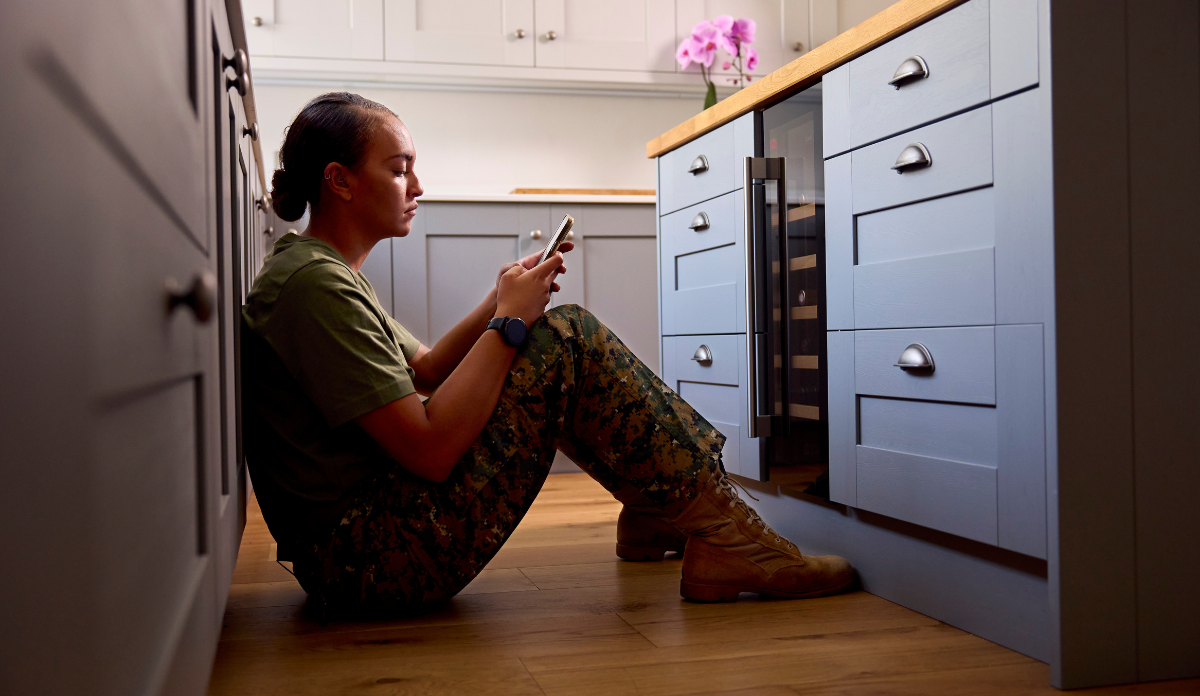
[270,92,398,224]
[271,167,307,222]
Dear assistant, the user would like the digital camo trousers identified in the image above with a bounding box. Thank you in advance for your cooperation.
[295,304,725,615]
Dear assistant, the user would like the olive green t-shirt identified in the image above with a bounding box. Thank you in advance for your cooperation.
[241,233,421,544]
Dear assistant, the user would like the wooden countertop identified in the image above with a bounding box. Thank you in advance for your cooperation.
[646,0,967,158]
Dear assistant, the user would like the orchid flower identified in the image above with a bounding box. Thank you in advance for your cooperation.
[676,15,758,109]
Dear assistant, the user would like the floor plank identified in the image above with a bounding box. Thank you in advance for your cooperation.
[209,474,1200,695]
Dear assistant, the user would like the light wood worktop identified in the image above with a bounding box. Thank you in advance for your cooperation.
[646,0,967,158]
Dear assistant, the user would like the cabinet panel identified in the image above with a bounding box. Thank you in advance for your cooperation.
[857,446,999,545]
[848,0,990,147]
[535,0,675,72]
[245,0,384,59]
[854,247,995,329]
[856,187,994,266]
[826,330,856,504]
[996,323,1046,558]
[859,396,997,466]
[360,239,394,317]
[660,192,743,335]
[659,117,751,215]
[580,236,660,373]
[384,0,534,66]
[427,235,518,344]
[662,335,754,477]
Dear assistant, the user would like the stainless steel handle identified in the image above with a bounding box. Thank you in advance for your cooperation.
[223,48,249,96]
[688,154,709,175]
[529,229,543,240]
[166,272,217,323]
[891,143,932,173]
[744,157,759,437]
[688,212,710,231]
[691,344,713,365]
[894,343,935,372]
[243,123,259,141]
[888,55,929,88]
[514,28,527,39]
[544,30,558,41]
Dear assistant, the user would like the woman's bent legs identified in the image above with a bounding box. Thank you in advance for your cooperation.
[300,305,724,615]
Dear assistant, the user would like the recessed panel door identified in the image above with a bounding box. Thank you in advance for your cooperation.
[534,0,675,72]
[244,0,384,59]
[384,0,535,66]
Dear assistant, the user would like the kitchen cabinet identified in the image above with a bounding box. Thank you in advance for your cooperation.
[243,0,384,60]
[0,0,267,694]
[384,0,535,66]
[533,0,676,72]
[649,0,1200,687]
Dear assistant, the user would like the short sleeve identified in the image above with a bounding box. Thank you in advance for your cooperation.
[386,315,423,361]
[264,262,416,427]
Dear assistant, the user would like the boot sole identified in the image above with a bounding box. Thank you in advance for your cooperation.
[680,576,857,602]
[616,542,684,562]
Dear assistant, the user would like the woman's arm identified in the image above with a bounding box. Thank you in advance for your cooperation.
[406,242,573,395]
[356,253,563,482]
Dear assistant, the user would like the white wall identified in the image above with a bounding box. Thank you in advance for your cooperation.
[255,84,707,195]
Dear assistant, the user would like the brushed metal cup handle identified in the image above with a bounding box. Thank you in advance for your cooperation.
[688,154,709,175]
[514,28,527,39]
[894,343,935,372]
[544,30,558,41]
[688,212,710,231]
[891,143,932,173]
[223,48,249,96]
[166,272,217,324]
[888,55,929,88]
[529,229,543,240]
[691,344,713,366]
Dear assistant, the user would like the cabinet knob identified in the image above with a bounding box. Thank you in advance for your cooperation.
[223,48,249,96]
[252,16,264,27]
[888,55,929,89]
[894,343,935,372]
[691,344,713,366]
[688,212,710,231]
[792,41,804,52]
[242,123,259,141]
[166,272,217,324]
[544,30,558,41]
[264,225,274,237]
[514,28,527,39]
[256,194,271,212]
[891,143,932,173]
[688,154,709,175]
[530,229,543,240]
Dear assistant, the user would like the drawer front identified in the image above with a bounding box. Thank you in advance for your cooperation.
[855,326,995,405]
[660,191,744,336]
[851,105,992,214]
[848,0,990,148]
[659,114,753,215]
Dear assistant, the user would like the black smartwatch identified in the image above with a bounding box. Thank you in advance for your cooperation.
[487,316,528,347]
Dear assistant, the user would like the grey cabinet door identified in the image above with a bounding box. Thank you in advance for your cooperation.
[0,23,218,696]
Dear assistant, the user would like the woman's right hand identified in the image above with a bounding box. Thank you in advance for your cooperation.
[495,252,562,325]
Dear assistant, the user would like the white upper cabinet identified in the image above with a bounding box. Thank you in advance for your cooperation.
[676,0,811,80]
[244,0,384,59]
[533,0,676,72]
[384,0,535,66]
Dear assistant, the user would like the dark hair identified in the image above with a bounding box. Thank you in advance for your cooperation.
[270,92,397,222]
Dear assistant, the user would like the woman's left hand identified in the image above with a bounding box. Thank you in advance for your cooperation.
[496,240,574,292]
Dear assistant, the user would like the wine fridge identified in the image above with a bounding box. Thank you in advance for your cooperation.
[744,83,828,494]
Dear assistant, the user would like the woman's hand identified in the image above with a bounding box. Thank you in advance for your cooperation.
[495,241,574,293]
[496,252,563,325]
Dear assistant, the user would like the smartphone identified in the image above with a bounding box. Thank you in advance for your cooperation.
[538,214,574,265]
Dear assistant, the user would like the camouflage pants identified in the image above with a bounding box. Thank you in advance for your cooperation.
[295,304,725,615]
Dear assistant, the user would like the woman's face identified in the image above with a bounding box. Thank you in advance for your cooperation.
[353,116,423,239]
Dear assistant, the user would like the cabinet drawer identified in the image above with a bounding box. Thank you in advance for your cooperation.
[659,114,753,215]
[851,105,992,214]
[672,334,742,386]
[659,191,744,336]
[855,326,995,405]
[855,247,995,329]
[848,0,990,148]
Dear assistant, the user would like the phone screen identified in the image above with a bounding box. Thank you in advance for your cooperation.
[538,214,574,265]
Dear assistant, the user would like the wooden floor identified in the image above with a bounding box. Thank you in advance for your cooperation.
[209,474,1199,696]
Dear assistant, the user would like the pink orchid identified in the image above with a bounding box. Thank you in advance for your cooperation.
[722,61,731,70]
[675,36,700,69]
[711,15,734,34]
[745,46,759,72]
[731,18,756,45]
[692,19,737,58]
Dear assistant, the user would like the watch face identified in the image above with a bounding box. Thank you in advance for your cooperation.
[504,318,528,346]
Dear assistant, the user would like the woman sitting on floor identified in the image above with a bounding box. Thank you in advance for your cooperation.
[241,92,854,616]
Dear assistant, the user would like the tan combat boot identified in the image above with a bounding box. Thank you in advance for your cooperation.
[671,471,856,601]
[616,506,687,561]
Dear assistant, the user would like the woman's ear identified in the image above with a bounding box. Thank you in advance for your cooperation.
[322,162,353,202]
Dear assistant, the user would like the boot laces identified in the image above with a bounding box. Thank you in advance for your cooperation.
[715,474,796,550]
